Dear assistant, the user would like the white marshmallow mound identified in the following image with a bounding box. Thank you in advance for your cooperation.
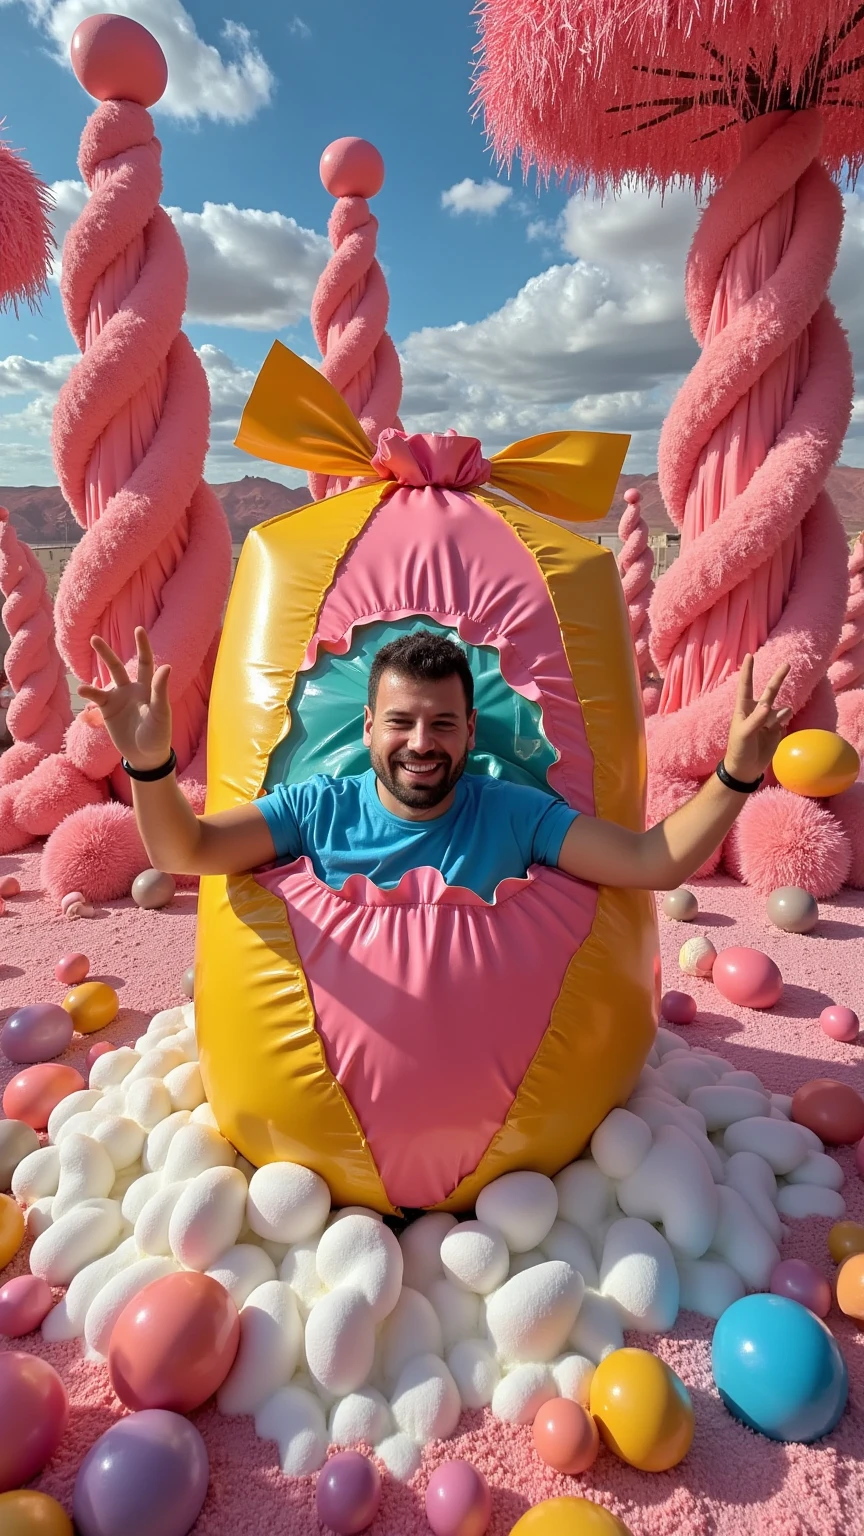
[374,1433,422,1482]
[475,1170,558,1253]
[246,1163,330,1245]
[12,1144,61,1204]
[53,1134,116,1218]
[330,1388,392,1448]
[786,1152,845,1191]
[568,1290,625,1363]
[677,1257,745,1320]
[280,1240,328,1316]
[590,1109,652,1180]
[440,1221,509,1295]
[135,1181,187,1258]
[485,1261,584,1364]
[399,1212,457,1292]
[776,1185,846,1220]
[218,1281,303,1416]
[599,1217,679,1332]
[91,1116,146,1172]
[616,1125,718,1259]
[255,1385,329,1477]
[491,1362,556,1424]
[379,1287,443,1389]
[168,1166,248,1270]
[446,1338,500,1409]
[553,1161,613,1236]
[426,1277,482,1350]
[723,1117,809,1174]
[687,1085,771,1132]
[207,1243,277,1307]
[315,1214,403,1322]
[161,1124,236,1182]
[30,1199,122,1287]
[551,1353,595,1406]
[540,1220,599,1289]
[84,1255,178,1356]
[142,1111,192,1173]
[305,1288,376,1395]
[42,1237,139,1342]
[390,1352,461,1442]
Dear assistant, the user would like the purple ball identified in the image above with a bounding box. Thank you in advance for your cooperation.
[425,1460,492,1536]
[316,1451,381,1535]
[770,1258,832,1319]
[73,1410,209,1536]
[1,1003,74,1064]
[661,990,698,1026]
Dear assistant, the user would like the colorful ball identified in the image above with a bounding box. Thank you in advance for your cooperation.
[678,935,717,977]
[836,1253,864,1323]
[772,729,860,799]
[661,990,697,1026]
[0,1352,68,1492]
[55,952,90,987]
[70,14,168,107]
[0,1274,54,1337]
[819,1006,860,1044]
[661,888,698,922]
[791,1078,864,1146]
[131,869,176,910]
[1,1004,74,1064]
[510,1498,634,1534]
[712,947,783,1009]
[425,1461,492,1536]
[765,886,819,934]
[0,1192,26,1268]
[532,1398,599,1475]
[0,876,20,898]
[316,1452,382,1535]
[108,1271,240,1413]
[73,1409,208,1536]
[711,1294,847,1443]
[1,1062,86,1130]
[828,1221,864,1265]
[320,137,385,199]
[589,1348,694,1472]
[62,981,119,1035]
[0,1491,72,1535]
[181,967,195,1000]
[87,1040,117,1075]
[770,1258,832,1319]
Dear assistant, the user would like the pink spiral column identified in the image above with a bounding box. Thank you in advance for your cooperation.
[0,508,71,785]
[647,109,853,889]
[830,532,864,762]
[309,137,403,499]
[618,487,659,717]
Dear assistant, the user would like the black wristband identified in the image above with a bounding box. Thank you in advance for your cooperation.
[716,760,764,794]
[122,748,177,783]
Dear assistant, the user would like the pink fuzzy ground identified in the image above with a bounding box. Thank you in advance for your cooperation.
[1,847,862,1536]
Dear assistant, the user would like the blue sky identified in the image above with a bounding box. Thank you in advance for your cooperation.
[1,0,863,487]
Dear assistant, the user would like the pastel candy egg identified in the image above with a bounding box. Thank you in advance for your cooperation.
[712,948,783,1009]
[712,1293,848,1442]
[679,935,717,976]
[511,1500,634,1535]
[72,1411,208,1536]
[828,1221,864,1263]
[485,1261,584,1363]
[55,952,90,986]
[772,728,860,798]
[108,1270,240,1413]
[662,888,698,922]
[390,1352,462,1442]
[766,887,819,934]
[590,1348,694,1471]
[425,1460,492,1536]
[475,1170,558,1252]
[820,1006,860,1044]
[2,1063,86,1130]
[0,1119,40,1190]
[0,875,20,898]
[791,1078,864,1145]
[132,868,177,909]
[1,1004,74,1065]
[0,1353,68,1493]
[0,1191,25,1268]
[62,981,119,1034]
[246,1162,330,1244]
[86,1039,116,1075]
[0,1274,53,1337]
[836,1253,864,1323]
[533,1397,600,1475]
[317,1450,382,1536]
[441,1220,509,1295]
[181,966,195,998]
[770,1258,832,1318]
[660,991,697,1026]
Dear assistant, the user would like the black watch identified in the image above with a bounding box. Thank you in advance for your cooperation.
[122,749,177,782]
[716,760,763,794]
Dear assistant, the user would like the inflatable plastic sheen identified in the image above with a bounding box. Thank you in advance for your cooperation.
[196,344,658,1213]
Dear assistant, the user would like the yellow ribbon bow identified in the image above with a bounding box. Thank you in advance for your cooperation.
[235,341,630,524]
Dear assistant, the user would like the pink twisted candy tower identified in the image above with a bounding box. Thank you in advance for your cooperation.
[309,137,402,499]
[0,509,71,785]
[647,110,856,889]
[830,532,864,762]
[617,487,659,717]
[0,15,232,900]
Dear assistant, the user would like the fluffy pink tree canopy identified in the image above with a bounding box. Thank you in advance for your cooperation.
[475,1,864,191]
[0,130,53,312]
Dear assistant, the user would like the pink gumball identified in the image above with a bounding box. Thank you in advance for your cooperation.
[820,1005,860,1044]
[0,1352,68,1492]
[425,1460,492,1536]
[0,875,20,898]
[320,137,385,199]
[2,1062,86,1130]
[712,947,783,1009]
[55,951,90,986]
[661,990,697,1026]
[316,1452,381,1534]
[0,1274,54,1337]
[87,1039,117,1075]
[70,13,168,106]
[60,891,85,914]
[770,1258,832,1319]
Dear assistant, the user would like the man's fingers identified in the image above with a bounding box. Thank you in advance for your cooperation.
[135,627,154,690]
[90,635,130,688]
[77,682,113,706]
[736,654,755,713]
[151,664,171,709]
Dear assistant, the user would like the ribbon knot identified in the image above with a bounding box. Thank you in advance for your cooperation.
[371,428,492,490]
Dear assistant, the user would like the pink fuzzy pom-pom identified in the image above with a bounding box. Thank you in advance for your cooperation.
[832,782,864,889]
[41,802,149,904]
[726,787,851,898]
[836,689,864,765]
[0,136,53,313]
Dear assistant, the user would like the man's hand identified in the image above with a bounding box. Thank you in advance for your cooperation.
[77,627,173,772]
[723,655,793,783]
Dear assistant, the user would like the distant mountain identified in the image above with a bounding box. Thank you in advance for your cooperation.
[1,467,862,546]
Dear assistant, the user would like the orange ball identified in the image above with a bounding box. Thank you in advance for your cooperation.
[511,1498,634,1535]
[828,1222,864,1265]
[772,729,860,798]
[61,980,118,1035]
[589,1348,694,1472]
[836,1254,864,1323]
[0,1193,25,1270]
[791,1078,864,1146]
[533,1398,600,1475]
[0,1490,72,1534]
[108,1271,240,1412]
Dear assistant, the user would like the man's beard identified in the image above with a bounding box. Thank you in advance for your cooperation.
[370,745,468,810]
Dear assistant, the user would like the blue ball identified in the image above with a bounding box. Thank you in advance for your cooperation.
[712,1293,848,1444]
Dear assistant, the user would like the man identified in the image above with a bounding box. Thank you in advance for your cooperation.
[80,626,792,894]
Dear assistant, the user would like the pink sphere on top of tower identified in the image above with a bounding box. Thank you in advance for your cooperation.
[320,137,385,199]
[70,13,168,107]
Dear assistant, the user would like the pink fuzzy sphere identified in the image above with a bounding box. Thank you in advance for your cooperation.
[725,787,851,897]
[41,802,149,904]
[832,782,864,889]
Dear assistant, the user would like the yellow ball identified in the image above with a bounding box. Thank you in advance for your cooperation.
[0,1492,72,1535]
[589,1347,694,1472]
[0,1190,25,1269]
[61,980,119,1034]
[772,729,860,798]
[511,1499,634,1535]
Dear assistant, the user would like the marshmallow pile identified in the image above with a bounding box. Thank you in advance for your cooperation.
[5,1010,846,1481]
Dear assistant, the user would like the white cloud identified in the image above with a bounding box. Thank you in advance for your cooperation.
[9,0,274,123]
[48,183,329,330]
[288,15,311,38]
[441,179,513,217]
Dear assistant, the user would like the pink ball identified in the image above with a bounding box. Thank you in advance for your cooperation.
[0,1351,68,1492]
[712,947,783,1009]
[55,951,90,986]
[316,1452,381,1534]
[425,1460,492,1536]
[623,487,641,504]
[0,1274,54,1337]
[70,14,168,107]
[2,1062,86,1130]
[0,875,20,898]
[770,1258,832,1318]
[661,990,697,1025]
[320,137,385,199]
[87,1039,117,1075]
[1,1003,74,1064]
[820,1005,860,1044]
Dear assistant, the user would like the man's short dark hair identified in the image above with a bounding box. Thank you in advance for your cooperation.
[368,631,474,714]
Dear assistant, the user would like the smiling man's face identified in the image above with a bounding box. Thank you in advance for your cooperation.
[363,667,477,819]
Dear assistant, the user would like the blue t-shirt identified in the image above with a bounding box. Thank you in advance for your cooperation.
[256,770,579,903]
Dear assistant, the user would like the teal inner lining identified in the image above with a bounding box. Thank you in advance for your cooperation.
[264,617,560,795]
